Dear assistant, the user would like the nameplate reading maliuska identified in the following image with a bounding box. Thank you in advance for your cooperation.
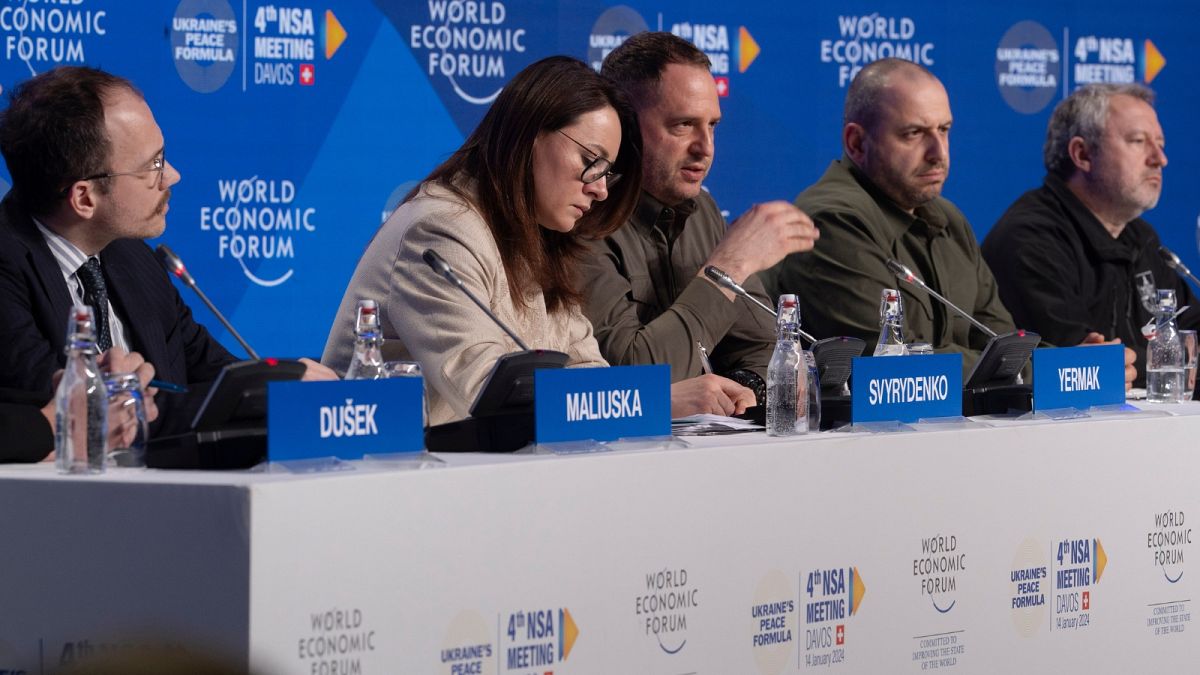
[1032,344,1124,411]
[267,378,424,462]
[851,353,962,423]
[535,364,670,443]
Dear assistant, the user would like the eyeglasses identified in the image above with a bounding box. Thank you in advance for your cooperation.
[71,153,167,192]
[556,130,621,187]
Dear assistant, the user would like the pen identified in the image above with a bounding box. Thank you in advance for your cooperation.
[696,341,713,375]
[148,378,189,394]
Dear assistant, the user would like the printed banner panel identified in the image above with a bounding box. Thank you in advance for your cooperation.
[0,1,1195,358]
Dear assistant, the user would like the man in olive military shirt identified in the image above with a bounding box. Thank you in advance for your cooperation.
[763,58,1014,376]
[578,31,818,391]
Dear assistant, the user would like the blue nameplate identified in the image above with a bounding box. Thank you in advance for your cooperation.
[267,378,425,462]
[1033,344,1124,411]
[851,354,963,423]
[535,365,671,443]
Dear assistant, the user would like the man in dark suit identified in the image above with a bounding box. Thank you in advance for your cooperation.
[0,66,333,437]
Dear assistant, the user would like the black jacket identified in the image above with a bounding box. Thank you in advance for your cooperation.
[0,193,236,436]
[983,174,1200,387]
[0,387,52,463]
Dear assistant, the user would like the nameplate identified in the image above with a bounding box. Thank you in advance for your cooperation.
[1032,344,1124,411]
[851,354,962,423]
[535,365,670,443]
[267,378,424,462]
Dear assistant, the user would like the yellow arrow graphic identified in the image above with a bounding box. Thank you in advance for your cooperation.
[850,566,867,616]
[1094,538,1107,583]
[739,26,760,73]
[560,607,579,660]
[1143,39,1166,83]
[325,10,347,60]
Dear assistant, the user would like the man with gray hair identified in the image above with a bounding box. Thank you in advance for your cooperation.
[763,58,1015,375]
[983,83,1191,388]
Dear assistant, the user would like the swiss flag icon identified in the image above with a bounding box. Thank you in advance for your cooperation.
[1082,591,1090,610]
[714,76,729,97]
[299,63,315,86]
[836,624,845,645]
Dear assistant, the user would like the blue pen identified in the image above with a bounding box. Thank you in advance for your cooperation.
[148,378,189,394]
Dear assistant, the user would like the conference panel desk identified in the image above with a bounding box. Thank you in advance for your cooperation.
[1,405,1197,674]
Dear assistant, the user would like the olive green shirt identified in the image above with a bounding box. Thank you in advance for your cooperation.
[763,158,1016,377]
[578,190,775,382]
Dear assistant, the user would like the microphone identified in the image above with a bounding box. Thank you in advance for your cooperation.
[703,265,817,343]
[886,259,997,338]
[1160,246,1200,290]
[420,248,570,452]
[155,244,260,360]
[423,249,530,351]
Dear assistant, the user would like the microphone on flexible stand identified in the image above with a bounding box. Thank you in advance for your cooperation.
[704,265,864,427]
[423,249,531,351]
[703,265,817,343]
[156,244,260,360]
[1160,246,1200,290]
[885,258,1039,415]
[147,244,307,470]
[422,249,568,452]
[886,259,997,338]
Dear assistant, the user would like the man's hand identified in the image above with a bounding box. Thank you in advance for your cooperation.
[99,348,160,399]
[108,393,155,450]
[38,387,57,462]
[670,374,756,417]
[299,357,339,381]
[40,365,160,461]
[1079,333,1137,390]
[1123,345,1137,391]
[704,201,818,298]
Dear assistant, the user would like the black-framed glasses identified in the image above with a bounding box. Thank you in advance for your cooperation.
[557,130,621,187]
[70,153,166,192]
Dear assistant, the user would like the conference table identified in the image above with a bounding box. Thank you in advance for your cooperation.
[1,403,1197,674]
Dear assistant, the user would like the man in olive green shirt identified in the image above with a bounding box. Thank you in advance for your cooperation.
[579,31,818,387]
[763,58,1014,375]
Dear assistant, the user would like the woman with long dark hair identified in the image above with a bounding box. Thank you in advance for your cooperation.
[323,56,753,424]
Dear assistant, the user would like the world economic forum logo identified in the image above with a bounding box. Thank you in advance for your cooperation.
[198,175,317,287]
[635,566,697,655]
[390,0,537,134]
[0,0,108,75]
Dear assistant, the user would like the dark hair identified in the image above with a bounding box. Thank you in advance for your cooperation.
[1044,83,1156,177]
[844,58,937,132]
[0,66,141,216]
[600,31,711,108]
[415,55,642,313]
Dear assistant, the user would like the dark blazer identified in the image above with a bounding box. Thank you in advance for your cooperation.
[0,193,236,436]
[0,387,53,463]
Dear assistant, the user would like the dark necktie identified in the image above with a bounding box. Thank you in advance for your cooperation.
[76,257,112,352]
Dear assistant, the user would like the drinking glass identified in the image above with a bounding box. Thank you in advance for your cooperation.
[1180,330,1198,401]
[382,361,427,425]
[105,372,149,467]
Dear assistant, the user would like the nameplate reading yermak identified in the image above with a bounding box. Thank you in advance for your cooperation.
[1032,344,1124,411]
[535,365,670,443]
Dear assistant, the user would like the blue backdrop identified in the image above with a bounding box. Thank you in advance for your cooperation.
[0,0,1194,358]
